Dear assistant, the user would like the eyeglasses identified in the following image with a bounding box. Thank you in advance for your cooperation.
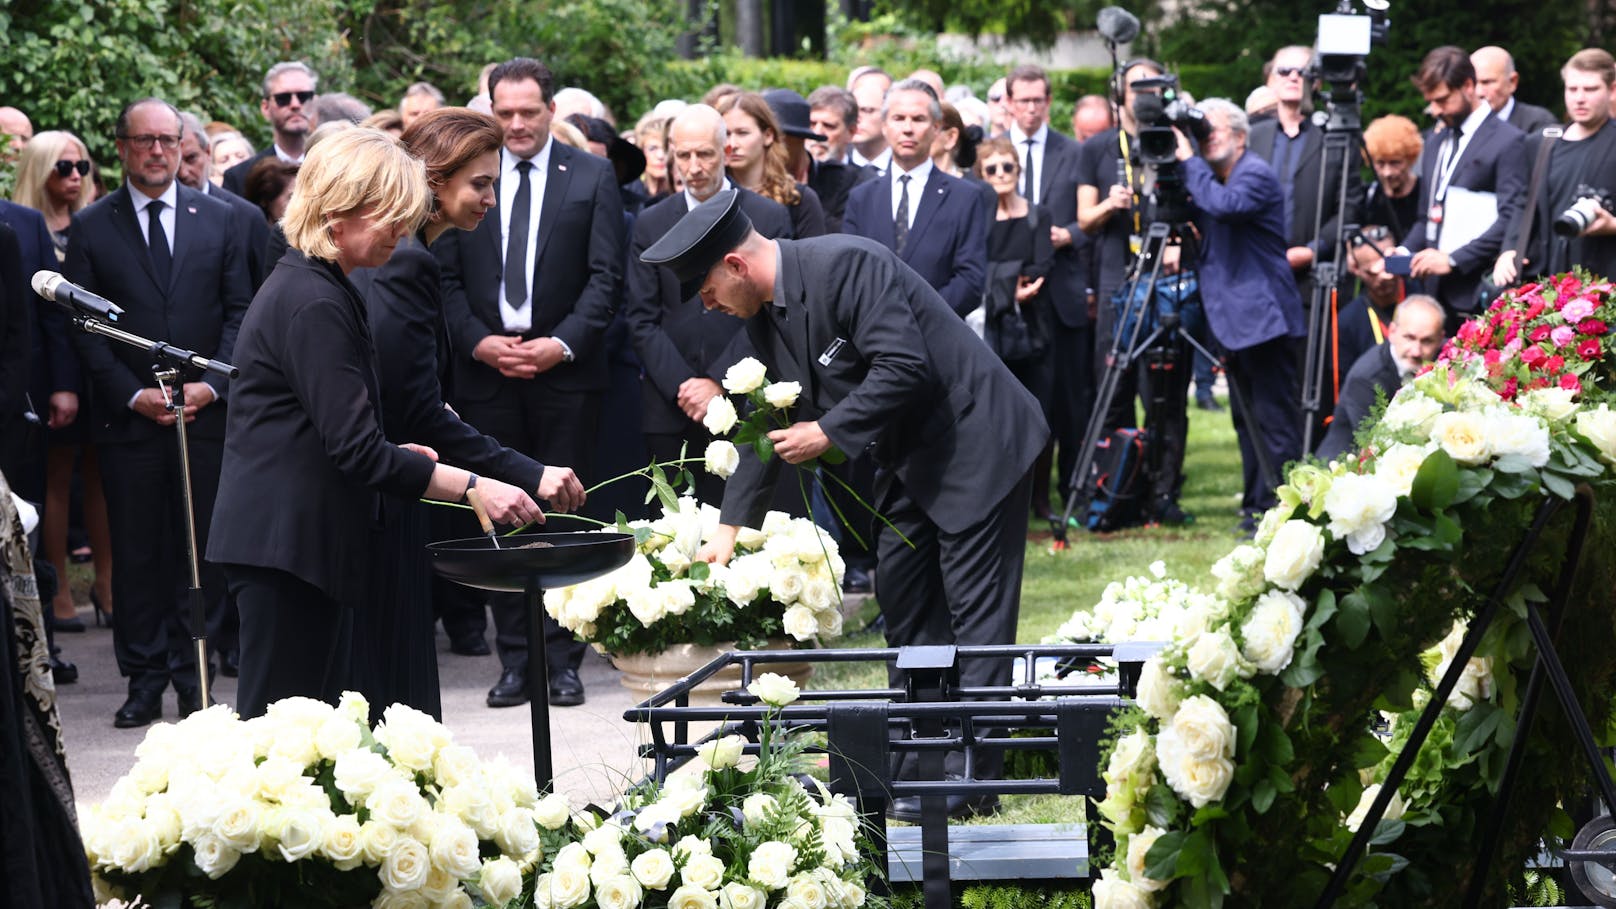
[988,92,1004,103]
[1274,66,1306,78]
[269,90,315,107]
[1009,96,1049,107]
[982,162,1018,177]
[1351,226,1391,245]
[53,159,90,178]
[118,134,181,151]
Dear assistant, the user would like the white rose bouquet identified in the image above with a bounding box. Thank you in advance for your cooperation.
[545,497,845,656]
[85,693,551,908]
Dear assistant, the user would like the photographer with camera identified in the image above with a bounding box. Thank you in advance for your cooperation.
[1174,99,1305,531]
[1493,49,1616,287]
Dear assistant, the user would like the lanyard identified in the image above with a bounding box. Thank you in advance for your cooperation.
[1119,130,1140,238]
[1431,128,1466,206]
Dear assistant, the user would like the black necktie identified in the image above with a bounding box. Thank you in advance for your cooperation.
[147,200,171,289]
[504,160,533,309]
[1022,138,1037,203]
[894,174,911,253]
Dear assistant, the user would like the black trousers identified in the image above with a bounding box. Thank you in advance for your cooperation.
[1227,336,1302,515]
[453,378,597,677]
[1046,320,1094,491]
[877,471,1031,780]
[228,563,349,719]
[646,427,726,511]
[98,433,226,697]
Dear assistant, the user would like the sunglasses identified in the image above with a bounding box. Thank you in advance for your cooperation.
[53,159,90,178]
[1274,66,1306,78]
[1351,226,1391,245]
[982,162,1018,177]
[269,90,315,107]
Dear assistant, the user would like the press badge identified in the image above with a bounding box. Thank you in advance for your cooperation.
[818,338,847,366]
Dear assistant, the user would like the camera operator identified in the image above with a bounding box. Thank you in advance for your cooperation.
[1399,46,1528,324]
[1493,49,1616,286]
[1174,98,1305,531]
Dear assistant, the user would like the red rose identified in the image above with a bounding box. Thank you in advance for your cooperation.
[1579,339,1603,359]
[1545,355,1566,373]
[1561,373,1582,393]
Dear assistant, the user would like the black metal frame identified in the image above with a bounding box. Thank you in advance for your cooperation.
[621,642,1162,909]
[1317,486,1612,907]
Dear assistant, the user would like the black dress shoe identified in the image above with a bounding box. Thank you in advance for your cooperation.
[50,657,78,685]
[842,565,873,594]
[114,693,162,728]
[176,689,203,718]
[887,791,1000,823]
[449,633,491,657]
[487,668,528,708]
[218,648,240,678]
[52,613,87,633]
[549,668,586,707]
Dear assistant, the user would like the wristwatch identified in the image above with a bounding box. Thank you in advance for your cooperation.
[1447,253,1458,271]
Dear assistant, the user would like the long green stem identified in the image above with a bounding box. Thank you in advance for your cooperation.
[583,457,704,495]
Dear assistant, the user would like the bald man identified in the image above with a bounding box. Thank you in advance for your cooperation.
[1069,94,1113,142]
[0,106,32,161]
[1472,46,1560,134]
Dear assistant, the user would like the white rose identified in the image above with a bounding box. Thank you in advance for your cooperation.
[669,884,720,909]
[763,381,802,410]
[748,840,797,890]
[314,715,364,762]
[680,852,727,891]
[698,734,747,771]
[816,609,844,639]
[1380,389,1444,437]
[723,882,766,909]
[191,833,241,879]
[493,807,541,859]
[632,848,676,889]
[748,673,801,707]
[704,396,739,436]
[1577,404,1616,464]
[270,807,324,862]
[742,793,778,825]
[1345,783,1407,832]
[1373,443,1434,499]
[582,822,625,856]
[212,795,262,854]
[320,814,365,870]
[772,568,806,604]
[1430,621,1495,710]
[367,780,428,831]
[338,690,371,725]
[381,837,431,892]
[534,792,572,830]
[554,841,594,875]
[1431,410,1492,466]
[1323,472,1399,556]
[596,874,646,909]
[590,846,631,887]
[430,818,485,880]
[431,744,481,789]
[705,440,741,479]
[375,705,449,775]
[545,867,593,909]
[1263,520,1324,591]
[1487,409,1551,468]
[723,358,769,395]
[626,588,668,627]
[1124,826,1169,892]
[1184,629,1250,691]
[782,604,821,641]
[1134,657,1181,721]
[1105,730,1156,784]
[675,835,714,859]
[1210,544,1266,603]
[479,857,524,906]
[1156,695,1237,808]
[1091,868,1154,909]
[787,873,830,909]
[1240,589,1307,674]
[360,820,401,866]
[1519,386,1580,423]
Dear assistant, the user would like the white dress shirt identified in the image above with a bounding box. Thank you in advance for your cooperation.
[889,157,934,229]
[497,138,552,332]
[684,177,732,212]
[1009,122,1049,205]
[128,179,177,255]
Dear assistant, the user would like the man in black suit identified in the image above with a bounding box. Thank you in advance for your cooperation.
[1317,295,1445,459]
[221,62,317,197]
[646,191,1048,820]
[433,57,625,710]
[0,199,65,502]
[64,98,251,727]
[178,113,272,291]
[625,105,794,507]
[1400,46,1528,324]
[1473,47,1561,135]
[843,79,989,315]
[1004,63,1092,519]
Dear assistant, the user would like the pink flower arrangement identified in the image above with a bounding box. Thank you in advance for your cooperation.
[1440,273,1616,401]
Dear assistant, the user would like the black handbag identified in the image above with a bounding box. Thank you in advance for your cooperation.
[983,209,1048,364]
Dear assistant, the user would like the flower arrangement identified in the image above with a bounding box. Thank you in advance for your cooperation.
[523,674,878,909]
[544,497,846,657]
[1084,275,1616,907]
[84,693,551,908]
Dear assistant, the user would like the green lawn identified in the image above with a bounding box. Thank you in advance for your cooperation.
[821,395,1248,825]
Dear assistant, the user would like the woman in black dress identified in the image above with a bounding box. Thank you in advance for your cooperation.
[208,128,558,719]
[348,108,586,719]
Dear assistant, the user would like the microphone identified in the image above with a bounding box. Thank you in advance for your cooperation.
[1096,6,1141,45]
[32,270,124,320]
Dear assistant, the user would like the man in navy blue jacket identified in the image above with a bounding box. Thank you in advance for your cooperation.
[1177,98,1306,530]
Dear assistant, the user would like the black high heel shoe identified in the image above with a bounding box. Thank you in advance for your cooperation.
[91,591,112,628]
[52,612,86,633]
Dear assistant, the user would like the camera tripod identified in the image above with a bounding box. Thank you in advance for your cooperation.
[1051,220,1276,546]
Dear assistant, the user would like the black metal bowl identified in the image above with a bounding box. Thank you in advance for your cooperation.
[426,531,635,592]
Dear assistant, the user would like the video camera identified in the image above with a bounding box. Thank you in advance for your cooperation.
[1308,0,1390,129]
[1130,74,1211,166]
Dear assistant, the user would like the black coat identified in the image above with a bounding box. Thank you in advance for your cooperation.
[1508,101,1560,136]
[220,147,275,198]
[808,158,861,233]
[205,183,273,291]
[0,201,66,414]
[0,223,24,413]
[1022,128,1089,329]
[208,250,437,605]
[1317,343,1402,459]
[1248,117,1356,263]
[62,184,251,443]
[624,188,793,435]
[433,142,625,400]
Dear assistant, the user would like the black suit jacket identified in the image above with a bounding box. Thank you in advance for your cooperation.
[206,183,273,291]
[221,147,276,198]
[1011,128,1089,328]
[808,158,860,233]
[0,200,75,411]
[1507,101,1560,136]
[63,184,251,443]
[842,165,990,315]
[1403,113,1528,312]
[0,223,25,412]
[1317,343,1402,459]
[721,235,1048,534]
[434,141,625,400]
[1248,118,1355,265]
[625,189,794,435]
[208,250,437,604]
[356,234,546,492]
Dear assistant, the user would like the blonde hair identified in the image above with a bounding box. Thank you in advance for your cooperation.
[281,128,429,262]
[13,131,93,215]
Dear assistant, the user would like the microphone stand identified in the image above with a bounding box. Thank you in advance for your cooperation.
[60,308,237,708]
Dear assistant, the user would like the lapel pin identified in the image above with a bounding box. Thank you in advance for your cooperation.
[558,164,568,171]
[187,206,197,214]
